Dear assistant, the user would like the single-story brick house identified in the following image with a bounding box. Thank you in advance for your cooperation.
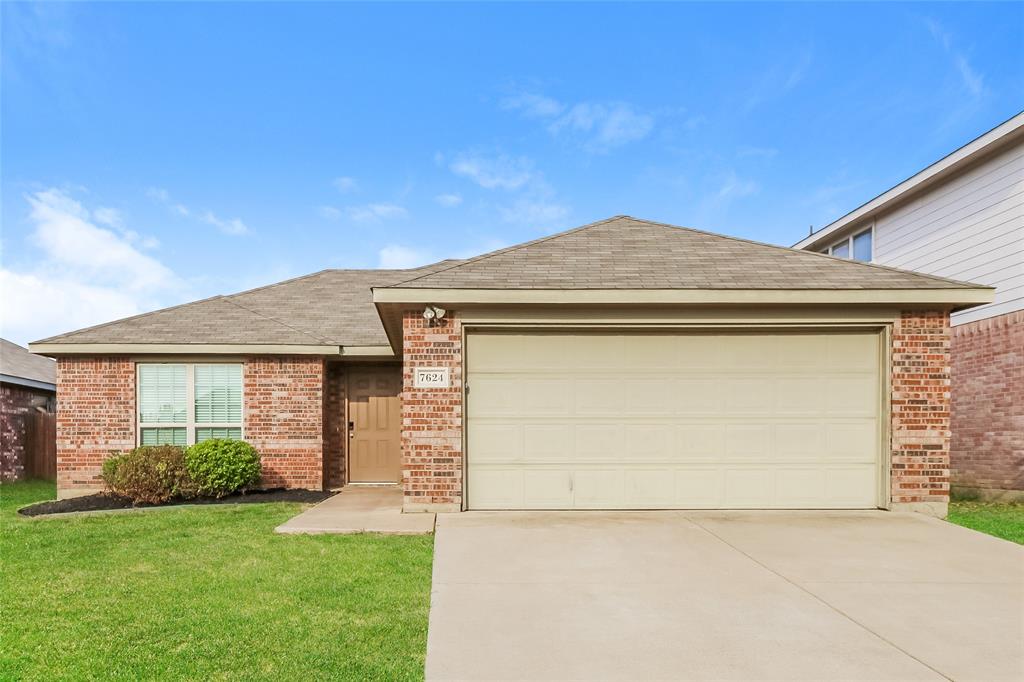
[31,217,994,516]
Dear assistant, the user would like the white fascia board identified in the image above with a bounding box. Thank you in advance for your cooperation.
[372,287,995,307]
[28,343,342,356]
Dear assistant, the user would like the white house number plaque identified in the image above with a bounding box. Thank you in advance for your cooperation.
[414,367,450,388]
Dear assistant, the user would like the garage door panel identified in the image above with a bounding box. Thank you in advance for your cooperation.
[826,377,878,415]
[469,468,524,509]
[677,424,726,459]
[574,469,625,507]
[523,470,573,508]
[575,424,624,460]
[776,377,826,415]
[523,425,572,461]
[468,424,522,462]
[725,425,773,459]
[675,469,725,507]
[574,379,621,415]
[725,378,776,414]
[625,469,676,506]
[625,379,675,415]
[826,422,878,461]
[467,331,881,510]
[826,467,878,506]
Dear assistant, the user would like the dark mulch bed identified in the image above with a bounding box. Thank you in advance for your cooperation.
[18,488,334,517]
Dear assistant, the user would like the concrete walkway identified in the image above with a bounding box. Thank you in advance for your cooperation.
[426,511,1023,681]
[274,486,434,535]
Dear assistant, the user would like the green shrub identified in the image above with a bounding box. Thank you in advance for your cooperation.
[184,439,261,498]
[100,445,197,504]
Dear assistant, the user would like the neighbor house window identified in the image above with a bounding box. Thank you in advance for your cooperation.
[137,363,242,446]
[825,226,873,262]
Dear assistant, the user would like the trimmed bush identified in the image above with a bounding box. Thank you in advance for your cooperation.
[184,439,261,498]
[100,445,197,504]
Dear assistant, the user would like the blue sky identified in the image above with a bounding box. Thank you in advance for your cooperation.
[2,2,1022,346]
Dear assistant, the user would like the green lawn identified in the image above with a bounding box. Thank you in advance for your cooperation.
[0,480,433,680]
[948,501,1024,544]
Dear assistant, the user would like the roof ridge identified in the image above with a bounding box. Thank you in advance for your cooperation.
[221,298,333,345]
[386,215,628,287]
[31,294,227,344]
[625,216,986,289]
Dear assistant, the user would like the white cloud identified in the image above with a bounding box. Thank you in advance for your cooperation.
[346,203,408,223]
[377,244,432,269]
[200,211,249,236]
[450,153,533,190]
[147,187,249,236]
[925,17,985,98]
[499,199,570,228]
[318,205,343,220]
[145,187,169,202]
[92,206,122,228]
[502,92,655,152]
[434,193,463,207]
[1,189,185,345]
[549,101,654,152]
[715,171,760,200]
[333,176,357,193]
[500,92,565,119]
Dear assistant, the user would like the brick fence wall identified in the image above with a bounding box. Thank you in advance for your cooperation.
[890,310,952,514]
[244,356,324,490]
[56,357,135,496]
[950,310,1023,494]
[401,310,462,512]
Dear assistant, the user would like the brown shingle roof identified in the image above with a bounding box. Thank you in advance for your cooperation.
[34,261,462,347]
[34,216,985,349]
[1,339,57,385]
[390,216,981,290]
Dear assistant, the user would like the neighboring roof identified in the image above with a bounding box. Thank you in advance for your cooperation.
[1,339,57,390]
[383,216,984,291]
[794,111,1024,251]
[32,261,461,350]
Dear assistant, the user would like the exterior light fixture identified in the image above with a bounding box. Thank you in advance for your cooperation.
[422,305,446,326]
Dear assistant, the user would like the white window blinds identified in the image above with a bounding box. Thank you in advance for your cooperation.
[138,364,187,423]
[194,364,242,423]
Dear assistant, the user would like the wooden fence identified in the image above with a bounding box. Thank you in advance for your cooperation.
[14,411,57,481]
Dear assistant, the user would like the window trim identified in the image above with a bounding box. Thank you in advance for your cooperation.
[826,224,874,262]
[136,362,244,446]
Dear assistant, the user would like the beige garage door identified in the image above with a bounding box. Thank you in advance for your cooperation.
[466,331,882,510]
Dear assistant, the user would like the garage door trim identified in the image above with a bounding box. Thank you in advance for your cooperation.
[461,323,892,511]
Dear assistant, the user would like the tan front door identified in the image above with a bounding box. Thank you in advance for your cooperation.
[348,366,402,483]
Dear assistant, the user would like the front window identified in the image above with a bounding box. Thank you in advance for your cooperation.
[137,363,242,446]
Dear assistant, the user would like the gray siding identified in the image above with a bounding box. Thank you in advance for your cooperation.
[873,142,1024,325]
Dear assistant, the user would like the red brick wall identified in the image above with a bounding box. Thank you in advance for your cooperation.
[950,310,1023,493]
[401,310,462,511]
[323,362,346,489]
[55,357,135,495]
[890,311,952,509]
[1,383,55,481]
[244,357,324,490]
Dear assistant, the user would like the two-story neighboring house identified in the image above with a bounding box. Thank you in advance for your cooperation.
[795,112,1023,501]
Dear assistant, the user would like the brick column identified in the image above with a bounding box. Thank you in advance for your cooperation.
[401,310,462,512]
[890,310,952,516]
[55,357,135,498]
[244,356,324,490]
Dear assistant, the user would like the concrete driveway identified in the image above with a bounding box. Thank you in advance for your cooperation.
[426,511,1023,681]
